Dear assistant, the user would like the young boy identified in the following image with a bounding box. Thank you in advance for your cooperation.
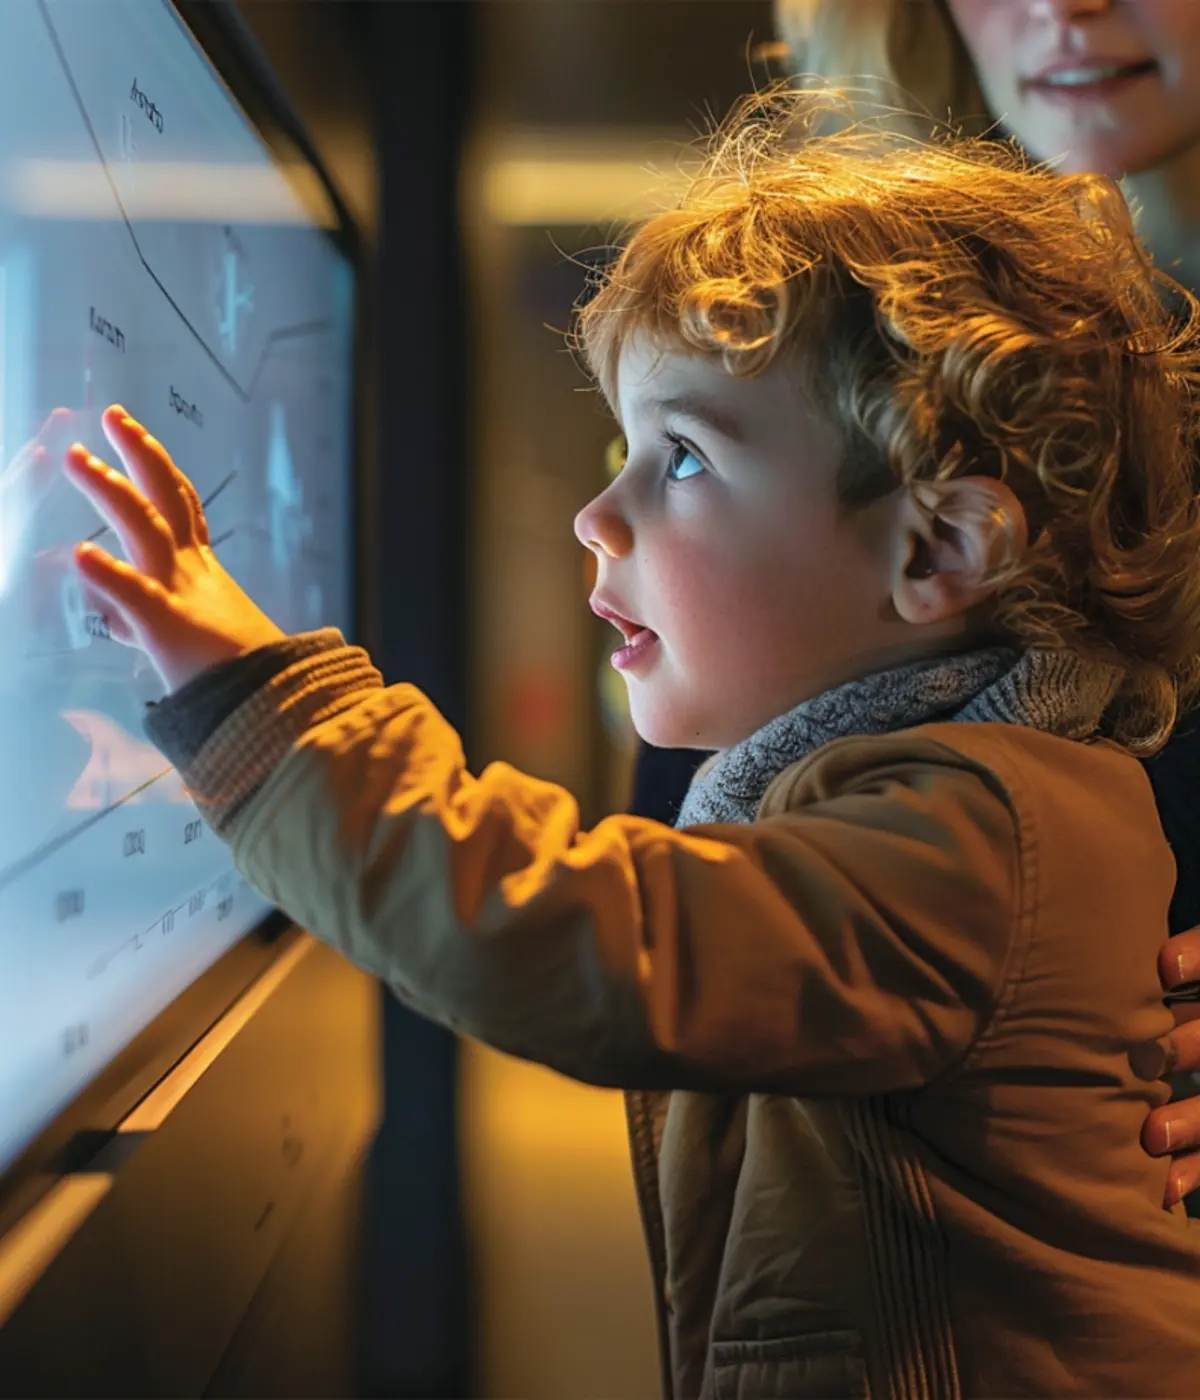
[64,93,1200,1399]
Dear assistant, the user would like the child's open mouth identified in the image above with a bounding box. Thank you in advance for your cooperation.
[590,597,661,673]
[610,626,659,671]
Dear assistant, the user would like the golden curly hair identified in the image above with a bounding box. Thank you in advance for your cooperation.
[574,88,1200,754]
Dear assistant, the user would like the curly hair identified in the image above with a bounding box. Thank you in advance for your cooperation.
[574,88,1200,754]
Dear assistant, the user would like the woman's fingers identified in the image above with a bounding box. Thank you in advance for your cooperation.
[1132,1008,1200,1083]
[1159,927,1200,991]
[64,444,177,580]
[1160,1013,1200,1079]
[1143,1073,1200,1203]
[100,406,209,548]
[1163,1149,1200,1209]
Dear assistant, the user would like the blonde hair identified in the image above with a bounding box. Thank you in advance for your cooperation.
[773,0,991,136]
[575,89,1200,754]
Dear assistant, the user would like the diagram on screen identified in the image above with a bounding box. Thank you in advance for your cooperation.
[213,225,254,358]
[0,0,355,1177]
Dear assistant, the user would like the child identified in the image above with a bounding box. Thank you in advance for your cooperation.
[64,92,1200,1399]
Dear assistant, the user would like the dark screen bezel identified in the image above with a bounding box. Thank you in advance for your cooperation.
[0,0,366,1242]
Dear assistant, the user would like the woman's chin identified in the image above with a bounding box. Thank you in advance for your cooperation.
[1022,125,1187,182]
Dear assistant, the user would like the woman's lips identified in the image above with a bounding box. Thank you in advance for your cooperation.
[1022,58,1159,103]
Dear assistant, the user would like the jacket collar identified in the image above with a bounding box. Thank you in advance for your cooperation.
[675,647,1121,829]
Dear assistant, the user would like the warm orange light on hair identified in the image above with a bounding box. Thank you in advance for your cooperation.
[574,87,1200,754]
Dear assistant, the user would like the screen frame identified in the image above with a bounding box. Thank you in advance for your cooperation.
[0,0,369,1242]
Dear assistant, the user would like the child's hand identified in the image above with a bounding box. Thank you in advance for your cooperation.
[64,404,286,692]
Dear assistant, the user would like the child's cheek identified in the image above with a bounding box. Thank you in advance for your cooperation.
[651,533,786,677]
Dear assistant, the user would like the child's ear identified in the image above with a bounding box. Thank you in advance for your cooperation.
[891,476,1028,627]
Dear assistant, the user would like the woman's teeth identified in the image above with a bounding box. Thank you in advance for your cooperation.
[1040,63,1154,87]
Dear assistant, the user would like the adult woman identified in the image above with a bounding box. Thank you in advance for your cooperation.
[777,1,1200,277]
[774,0,1200,1204]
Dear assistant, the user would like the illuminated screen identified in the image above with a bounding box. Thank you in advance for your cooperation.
[0,0,355,1175]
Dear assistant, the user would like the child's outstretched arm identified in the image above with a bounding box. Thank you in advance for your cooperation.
[64,409,1024,1096]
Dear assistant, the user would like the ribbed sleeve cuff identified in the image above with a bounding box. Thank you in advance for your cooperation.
[144,629,383,835]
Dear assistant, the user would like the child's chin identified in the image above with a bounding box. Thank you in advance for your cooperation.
[630,704,711,752]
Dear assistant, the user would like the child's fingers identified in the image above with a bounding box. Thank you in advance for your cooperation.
[99,610,136,646]
[101,407,209,547]
[76,569,135,645]
[64,444,177,580]
[74,541,171,639]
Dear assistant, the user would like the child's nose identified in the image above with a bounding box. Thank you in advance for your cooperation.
[574,490,633,559]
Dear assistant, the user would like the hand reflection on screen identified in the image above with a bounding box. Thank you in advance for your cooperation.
[0,406,125,662]
[0,408,75,598]
[61,707,188,811]
[0,406,155,868]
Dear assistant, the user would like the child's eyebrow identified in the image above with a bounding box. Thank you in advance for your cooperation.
[650,394,747,445]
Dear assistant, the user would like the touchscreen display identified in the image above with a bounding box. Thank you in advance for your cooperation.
[0,0,354,1175]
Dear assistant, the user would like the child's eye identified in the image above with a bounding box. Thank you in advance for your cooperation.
[666,440,705,482]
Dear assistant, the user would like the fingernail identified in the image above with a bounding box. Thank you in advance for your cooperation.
[1163,1118,1174,1152]
[1177,952,1191,987]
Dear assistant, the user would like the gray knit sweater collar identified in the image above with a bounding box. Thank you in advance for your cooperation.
[675,647,1122,829]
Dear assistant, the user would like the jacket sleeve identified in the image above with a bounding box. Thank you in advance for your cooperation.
[165,645,1024,1096]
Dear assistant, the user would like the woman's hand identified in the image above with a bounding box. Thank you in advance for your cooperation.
[64,404,286,692]
[1142,927,1200,1206]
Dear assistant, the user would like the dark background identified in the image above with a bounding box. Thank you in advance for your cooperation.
[234,3,771,1394]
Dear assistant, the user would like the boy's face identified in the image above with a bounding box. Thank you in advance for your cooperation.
[574,340,902,750]
[946,0,1200,177]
